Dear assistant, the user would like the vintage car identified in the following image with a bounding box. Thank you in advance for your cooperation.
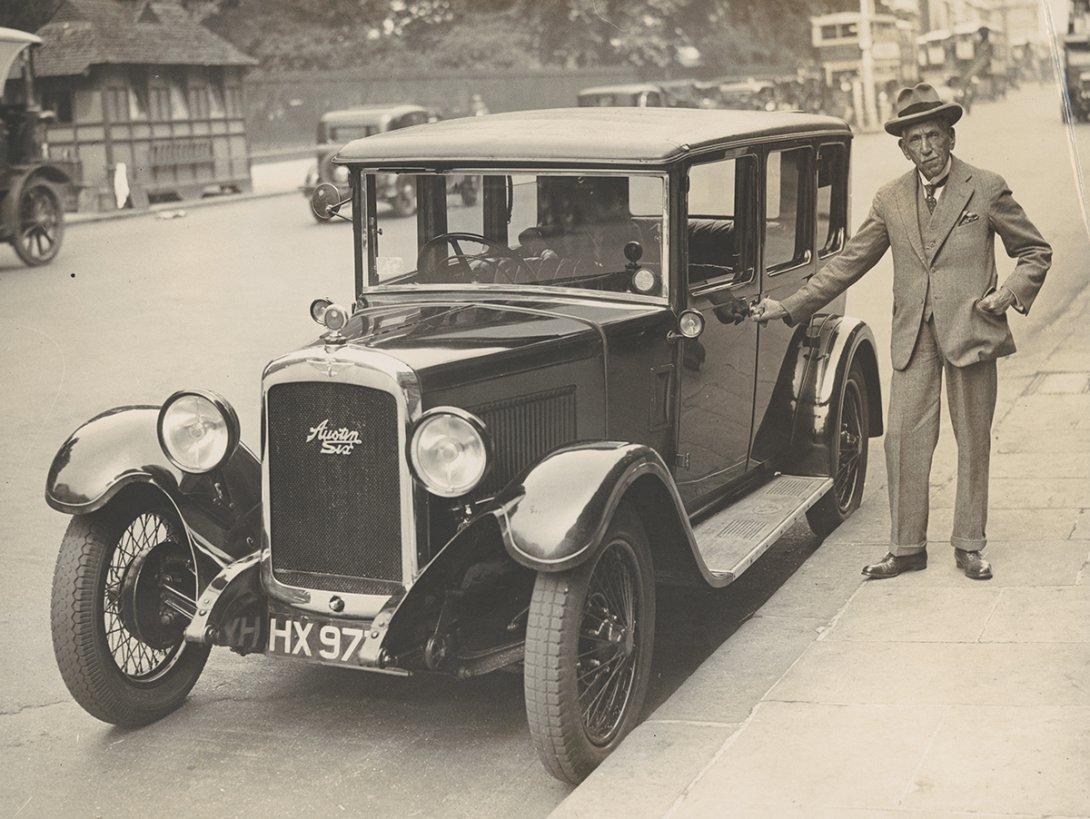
[577,83,668,108]
[301,103,477,219]
[48,108,882,783]
[1,27,77,266]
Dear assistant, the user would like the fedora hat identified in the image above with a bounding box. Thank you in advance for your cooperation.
[884,82,963,136]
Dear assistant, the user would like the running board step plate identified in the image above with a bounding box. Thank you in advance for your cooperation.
[692,475,833,583]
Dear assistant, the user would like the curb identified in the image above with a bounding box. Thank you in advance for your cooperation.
[67,187,300,227]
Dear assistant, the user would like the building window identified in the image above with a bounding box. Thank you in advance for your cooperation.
[149,84,171,121]
[41,87,73,123]
[764,147,811,272]
[224,84,242,117]
[187,85,210,119]
[104,87,130,123]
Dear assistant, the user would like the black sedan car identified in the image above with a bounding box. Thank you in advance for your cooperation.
[48,107,881,784]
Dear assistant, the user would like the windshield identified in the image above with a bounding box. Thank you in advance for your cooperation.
[363,171,668,302]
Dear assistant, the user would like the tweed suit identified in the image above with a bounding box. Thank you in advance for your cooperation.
[782,156,1051,553]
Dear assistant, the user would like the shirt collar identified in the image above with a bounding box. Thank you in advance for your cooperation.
[919,157,952,189]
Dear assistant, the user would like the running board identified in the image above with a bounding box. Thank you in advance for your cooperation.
[692,474,833,584]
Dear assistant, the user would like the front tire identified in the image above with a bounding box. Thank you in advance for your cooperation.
[524,503,655,783]
[807,359,870,537]
[50,501,209,727]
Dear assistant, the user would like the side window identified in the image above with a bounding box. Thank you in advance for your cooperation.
[686,155,756,291]
[764,147,811,272]
[816,143,848,257]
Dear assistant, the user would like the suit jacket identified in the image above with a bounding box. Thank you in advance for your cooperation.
[781,156,1052,370]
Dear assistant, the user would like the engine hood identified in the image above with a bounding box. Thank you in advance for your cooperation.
[303,295,666,392]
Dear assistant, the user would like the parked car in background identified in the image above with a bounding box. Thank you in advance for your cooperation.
[49,107,882,785]
[0,27,77,266]
[300,103,477,219]
[577,83,667,107]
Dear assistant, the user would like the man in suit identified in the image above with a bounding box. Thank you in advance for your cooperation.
[752,83,1051,580]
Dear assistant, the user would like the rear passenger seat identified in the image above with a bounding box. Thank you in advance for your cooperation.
[687,218,736,285]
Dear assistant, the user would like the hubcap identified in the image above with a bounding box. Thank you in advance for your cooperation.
[576,541,640,746]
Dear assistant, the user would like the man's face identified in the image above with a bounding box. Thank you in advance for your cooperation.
[898,119,955,179]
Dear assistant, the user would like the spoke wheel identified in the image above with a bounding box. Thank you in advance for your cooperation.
[578,544,640,746]
[833,378,865,514]
[51,497,210,726]
[524,503,655,784]
[107,512,194,682]
[12,181,64,267]
[807,359,871,537]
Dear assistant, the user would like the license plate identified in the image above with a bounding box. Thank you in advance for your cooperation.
[266,612,369,666]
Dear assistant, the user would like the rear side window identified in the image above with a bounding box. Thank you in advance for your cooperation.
[764,147,811,272]
[816,143,848,257]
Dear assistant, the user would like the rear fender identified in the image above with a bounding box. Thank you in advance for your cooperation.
[489,442,721,586]
[45,405,261,586]
[785,315,883,476]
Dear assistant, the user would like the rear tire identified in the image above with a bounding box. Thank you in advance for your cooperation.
[50,501,209,727]
[807,359,870,538]
[524,503,655,784]
[10,180,64,266]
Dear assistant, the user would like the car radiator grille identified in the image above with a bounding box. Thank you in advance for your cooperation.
[267,381,404,596]
[472,386,577,495]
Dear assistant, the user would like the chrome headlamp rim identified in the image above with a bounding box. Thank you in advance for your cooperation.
[157,389,240,474]
[408,407,491,498]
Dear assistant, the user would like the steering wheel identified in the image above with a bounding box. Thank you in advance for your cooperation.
[417,232,535,283]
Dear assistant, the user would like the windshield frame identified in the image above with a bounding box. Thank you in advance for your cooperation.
[350,166,672,306]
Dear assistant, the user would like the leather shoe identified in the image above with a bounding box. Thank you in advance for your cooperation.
[955,550,993,580]
[862,551,927,579]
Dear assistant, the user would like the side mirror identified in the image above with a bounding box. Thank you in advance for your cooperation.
[310,183,342,221]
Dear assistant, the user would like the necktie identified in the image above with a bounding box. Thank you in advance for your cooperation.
[924,174,948,214]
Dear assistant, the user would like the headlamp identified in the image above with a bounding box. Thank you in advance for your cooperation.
[409,408,490,498]
[157,390,240,474]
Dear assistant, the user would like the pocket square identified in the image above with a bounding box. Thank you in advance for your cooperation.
[958,212,980,226]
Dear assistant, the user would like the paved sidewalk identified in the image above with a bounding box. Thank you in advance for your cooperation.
[556,292,1090,815]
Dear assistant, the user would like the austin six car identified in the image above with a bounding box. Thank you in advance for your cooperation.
[48,107,882,783]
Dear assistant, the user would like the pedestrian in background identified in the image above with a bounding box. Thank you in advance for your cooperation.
[751,83,1051,581]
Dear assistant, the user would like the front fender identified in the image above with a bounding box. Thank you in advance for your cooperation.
[490,442,715,582]
[786,315,883,476]
[46,405,261,567]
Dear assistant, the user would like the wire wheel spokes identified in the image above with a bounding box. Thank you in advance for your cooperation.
[577,541,640,746]
[834,380,864,511]
[17,186,61,263]
[103,511,193,682]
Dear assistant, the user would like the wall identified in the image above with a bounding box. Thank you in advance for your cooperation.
[243,66,640,148]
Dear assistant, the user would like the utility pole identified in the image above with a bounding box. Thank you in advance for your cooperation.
[858,0,880,129]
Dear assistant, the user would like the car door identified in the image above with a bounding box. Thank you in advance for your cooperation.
[750,141,848,468]
[675,153,760,510]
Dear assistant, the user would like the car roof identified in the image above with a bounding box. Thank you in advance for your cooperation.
[320,104,426,126]
[577,84,663,96]
[335,107,849,167]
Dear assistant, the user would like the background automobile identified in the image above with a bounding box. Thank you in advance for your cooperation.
[48,108,882,784]
[0,27,77,266]
[300,102,477,219]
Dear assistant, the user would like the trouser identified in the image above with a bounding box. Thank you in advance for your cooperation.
[884,318,998,555]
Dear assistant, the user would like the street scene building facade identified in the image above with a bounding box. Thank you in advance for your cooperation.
[31,0,255,210]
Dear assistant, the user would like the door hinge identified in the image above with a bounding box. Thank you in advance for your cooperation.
[674,452,691,469]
